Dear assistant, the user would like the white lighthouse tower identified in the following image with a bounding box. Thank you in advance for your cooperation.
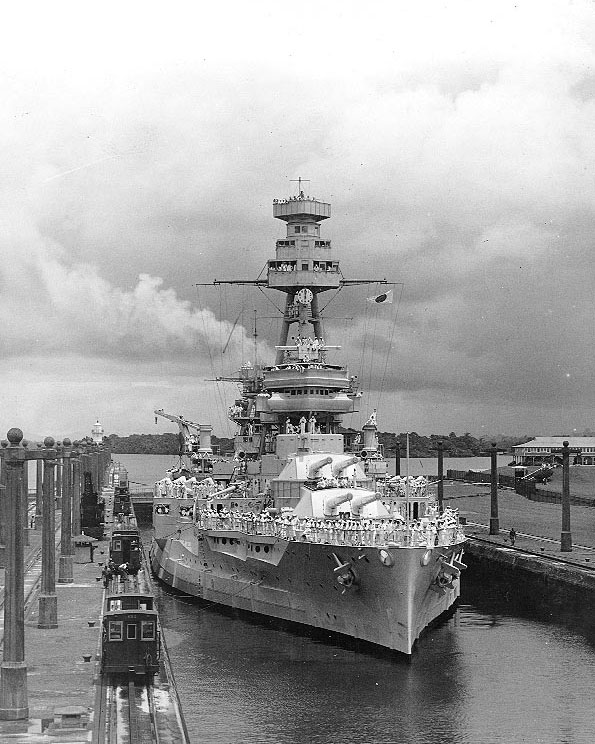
[91,419,104,444]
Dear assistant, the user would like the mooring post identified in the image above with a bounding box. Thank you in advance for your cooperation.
[0,429,29,720]
[437,440,444,511]
[35,456,43,529]
[71,442,82,537]
[58,439,74,583]
[38,438,58,629]
[561,440,572,552]
[489,442,500,535]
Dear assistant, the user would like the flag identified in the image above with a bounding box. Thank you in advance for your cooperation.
[367,290,393,304]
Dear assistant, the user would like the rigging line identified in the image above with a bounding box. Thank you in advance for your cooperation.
[358,284,373,415]
[220,286,233,421]
[318,286,343,313]
[257,285,285,314]
[196,283,225,435]
[366,292,381,403]
[219,286,224,376]
[213,287,226,433]
[223,309,244,354]
[216,381,228,436]
[376,283,405,413]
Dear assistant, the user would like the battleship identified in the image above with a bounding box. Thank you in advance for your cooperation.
[150,186,466,654]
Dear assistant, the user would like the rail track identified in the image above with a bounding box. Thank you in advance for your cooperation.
[93,673,160,743]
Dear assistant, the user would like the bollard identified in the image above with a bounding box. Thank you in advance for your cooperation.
[437,440,444,512]
[39,439,58,629]
[58,439,74,583]
[489,442,499,535]
[0,429,29,720]
[561,440,572,552]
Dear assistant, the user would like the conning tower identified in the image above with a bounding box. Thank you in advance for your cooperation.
[270,191,338,358]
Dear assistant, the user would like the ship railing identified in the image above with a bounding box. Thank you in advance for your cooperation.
[154,483,218,499]
[196,515,464,548]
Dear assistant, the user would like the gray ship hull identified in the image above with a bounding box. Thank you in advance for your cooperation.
[150,530,462,655]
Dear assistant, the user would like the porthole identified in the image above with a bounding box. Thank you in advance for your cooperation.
[264,546,270,553]
[378,549,393,567]
[255,546,261,553]
[222,538,227,545]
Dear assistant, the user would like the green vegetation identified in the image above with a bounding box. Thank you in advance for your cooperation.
[106,431,528,456]
[377,432,528,457]
[105,433,234,455]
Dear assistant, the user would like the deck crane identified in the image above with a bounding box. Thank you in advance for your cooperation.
[154,409,213,459]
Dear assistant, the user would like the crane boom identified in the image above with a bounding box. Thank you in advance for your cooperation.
[154,409,205,432]
[154,409,213,456]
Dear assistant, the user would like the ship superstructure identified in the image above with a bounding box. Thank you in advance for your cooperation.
[150,187,466,655]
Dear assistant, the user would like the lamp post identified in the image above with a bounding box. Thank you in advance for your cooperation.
[561,441,572,552]
[22,456,29,547]
[549,442,579,552]
[489,442,499,535]
[35,455,43,529]
[71,442,82,537]
[0,429,28,720]
[38,438,58,628]
[58,439,73,583]
[437,440,444,511]
[55,445,63,510]
[0,461,5,568]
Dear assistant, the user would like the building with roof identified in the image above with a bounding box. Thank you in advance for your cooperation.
[512,437,595,466]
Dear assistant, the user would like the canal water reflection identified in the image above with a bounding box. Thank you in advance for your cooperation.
[154,576,595,744]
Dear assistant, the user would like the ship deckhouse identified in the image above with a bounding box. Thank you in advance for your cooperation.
[213,185,386,478]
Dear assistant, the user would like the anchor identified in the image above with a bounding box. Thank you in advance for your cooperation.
[429,551,467,594]
[332,553,359,594]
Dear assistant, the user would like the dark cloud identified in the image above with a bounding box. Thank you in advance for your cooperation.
[1,1,595,438]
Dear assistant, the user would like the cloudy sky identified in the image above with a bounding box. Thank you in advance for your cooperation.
[3,0,595,441]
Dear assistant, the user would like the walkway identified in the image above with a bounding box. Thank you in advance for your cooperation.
[0,507,108,742]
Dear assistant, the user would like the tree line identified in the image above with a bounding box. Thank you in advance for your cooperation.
[106,431,528,456]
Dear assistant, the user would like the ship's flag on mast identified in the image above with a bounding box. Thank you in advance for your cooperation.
[367,289,393,304]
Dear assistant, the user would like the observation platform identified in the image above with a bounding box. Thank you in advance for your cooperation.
[273,198,330,221]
